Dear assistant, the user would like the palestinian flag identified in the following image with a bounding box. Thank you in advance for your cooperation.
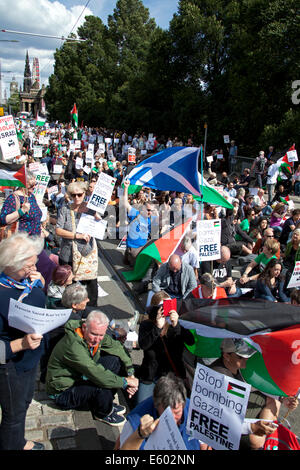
[70,103,78,128]
[194,174,233,209]
[276,145,295,182]
[178,298,300,397]
[36,115,46,127]
[17,129,24,141]
[0,162,26,188]
[122,217,193,282]
[227,382,247,399]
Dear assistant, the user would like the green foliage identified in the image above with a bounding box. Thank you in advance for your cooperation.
[45,0,300,154]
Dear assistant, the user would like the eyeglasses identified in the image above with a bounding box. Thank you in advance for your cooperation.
[71,193,84,198]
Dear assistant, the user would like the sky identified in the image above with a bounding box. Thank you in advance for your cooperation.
[0,0,179,101]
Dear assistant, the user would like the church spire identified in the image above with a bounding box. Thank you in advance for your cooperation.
[23,50,32,93]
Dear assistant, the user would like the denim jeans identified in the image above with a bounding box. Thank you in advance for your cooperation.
[0,362,38,450]
[54,355,121,418]
[295,181,300,196]
[135,381,156,405]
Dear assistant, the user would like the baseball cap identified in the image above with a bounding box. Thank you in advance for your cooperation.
[221,338,256,358]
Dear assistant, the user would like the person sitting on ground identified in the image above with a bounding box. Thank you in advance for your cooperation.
[191,273,227,300]
[254,258,289,302]
[271,184,289,204]
[235,207,256,243]
[239,238,280,287]
[290,288,300,305]
[136,304,194,404]
[198,246,241,298]
[152,254,197,300]
[46,310,139,426]
[252,227,281,259]
[282,228,300,291]
[117,374,202,450]
[269,202,287,238]
[235,168,251,190]
[210,338,298,450]
[46,264,74,308]
[40,282,90,383]
[174,235,199,280]
[279,209,300,246]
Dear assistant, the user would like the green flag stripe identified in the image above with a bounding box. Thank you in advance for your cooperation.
[241,351,287,397]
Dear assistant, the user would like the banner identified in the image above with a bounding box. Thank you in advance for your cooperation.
[87,172,116,215]
[197,219,221,261]
[186,364,251,450]
[0,115,20,160]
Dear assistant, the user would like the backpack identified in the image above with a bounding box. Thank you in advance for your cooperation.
[256,157,266,173]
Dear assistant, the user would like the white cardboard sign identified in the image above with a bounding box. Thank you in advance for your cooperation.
[186,363,251,450]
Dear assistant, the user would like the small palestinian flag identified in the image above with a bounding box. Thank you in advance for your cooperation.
[227,382,246,399]
[214,220,220,228]
[70,103,78,128]
[0,162,26,188]
[36,115,46,127]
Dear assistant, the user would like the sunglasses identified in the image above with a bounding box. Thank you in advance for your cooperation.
[71,193,84,198]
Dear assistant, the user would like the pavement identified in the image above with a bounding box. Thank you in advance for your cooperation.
[16,193,300,450]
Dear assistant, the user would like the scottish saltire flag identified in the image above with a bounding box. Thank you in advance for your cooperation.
[125,147,202,196]
[178,298,300,397]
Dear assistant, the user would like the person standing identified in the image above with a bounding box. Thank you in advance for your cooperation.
[0,233,45,450]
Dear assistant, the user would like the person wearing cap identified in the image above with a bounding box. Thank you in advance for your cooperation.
[211,338,297,450]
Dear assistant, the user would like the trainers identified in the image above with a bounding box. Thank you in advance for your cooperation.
[94,410,126,427]
[113,403,126,415]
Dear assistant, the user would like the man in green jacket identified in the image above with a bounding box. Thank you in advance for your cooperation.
[46,310,139,426]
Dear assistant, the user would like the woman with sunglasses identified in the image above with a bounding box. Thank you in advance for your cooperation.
[0,170,42,237]
[55,181,99,306]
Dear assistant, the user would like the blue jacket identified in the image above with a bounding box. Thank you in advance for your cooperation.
[126,396,200,450]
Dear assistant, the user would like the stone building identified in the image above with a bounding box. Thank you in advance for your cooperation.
[19,51,46,116]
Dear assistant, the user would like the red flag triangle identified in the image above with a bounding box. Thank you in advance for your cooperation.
[13,166,26,187]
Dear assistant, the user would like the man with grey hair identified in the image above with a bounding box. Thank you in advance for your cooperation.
[117,374,201,450]
[46,310,139,426]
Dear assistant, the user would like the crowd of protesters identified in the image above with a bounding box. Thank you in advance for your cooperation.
[0,120,299,451]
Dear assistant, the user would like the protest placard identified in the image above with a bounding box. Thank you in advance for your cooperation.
[144,407,187,451]
[85,149,94,164]
[186,363,251,450]
[76,213,107,240]
[33,145,43,159]
[223,135,230,144]
[75,157,83,169]
[74,139,81,149]
[8,298,72,335]
[287,261,300,289]
[128,147,136,163]
[87,172,116,215]
[0,115,20,160]
[287,149,298,162]
[197,219,221,261]
[47,185,58,199]
[33,173,50,204]
[53,164,63,174]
